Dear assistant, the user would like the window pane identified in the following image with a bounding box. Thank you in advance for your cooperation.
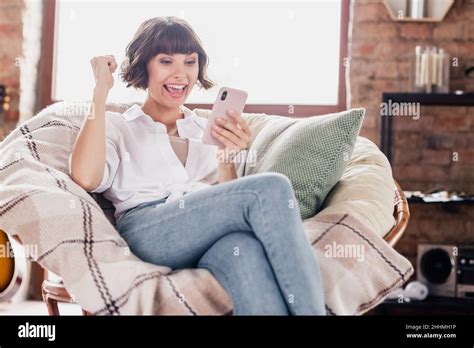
[54,0,341,105]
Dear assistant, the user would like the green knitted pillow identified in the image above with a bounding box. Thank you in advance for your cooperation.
[243,108,365,220]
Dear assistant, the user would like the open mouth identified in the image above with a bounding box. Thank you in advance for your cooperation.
[163,84,188,98]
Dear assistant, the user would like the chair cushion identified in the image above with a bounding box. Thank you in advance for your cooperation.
[319,136,395,238]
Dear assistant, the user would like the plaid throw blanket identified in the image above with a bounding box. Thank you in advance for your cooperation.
[0,102,413,315]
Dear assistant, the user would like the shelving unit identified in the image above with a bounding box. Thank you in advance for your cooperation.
[383,0,455,22]
[380,92,474,163]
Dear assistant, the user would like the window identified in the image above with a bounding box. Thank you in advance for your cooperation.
[45,0,348,115]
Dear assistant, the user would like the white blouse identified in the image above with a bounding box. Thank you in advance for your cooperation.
[68,104,221,223]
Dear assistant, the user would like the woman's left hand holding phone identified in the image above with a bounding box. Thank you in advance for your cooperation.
[213,109,251,165]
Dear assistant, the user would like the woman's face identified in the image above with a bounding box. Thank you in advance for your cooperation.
[146,52,199,109]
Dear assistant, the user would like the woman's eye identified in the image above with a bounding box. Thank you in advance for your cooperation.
[160,60,196,65]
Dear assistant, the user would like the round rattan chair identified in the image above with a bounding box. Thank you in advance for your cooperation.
[41,179,410,316]
[384,180,410,247]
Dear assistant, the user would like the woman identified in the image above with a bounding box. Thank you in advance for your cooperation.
[69,16,325,315]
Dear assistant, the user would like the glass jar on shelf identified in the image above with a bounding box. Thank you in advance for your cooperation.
[410,45,450,93]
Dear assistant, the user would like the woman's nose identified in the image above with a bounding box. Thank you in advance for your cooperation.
[172,63,186,78]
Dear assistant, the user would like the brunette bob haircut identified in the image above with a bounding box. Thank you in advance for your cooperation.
[120,16,215,90]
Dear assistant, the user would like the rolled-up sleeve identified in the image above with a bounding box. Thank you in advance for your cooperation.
[68,114,121,193]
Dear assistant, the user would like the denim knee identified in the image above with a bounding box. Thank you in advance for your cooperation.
[199,231,265,272]
[247,172,294,199]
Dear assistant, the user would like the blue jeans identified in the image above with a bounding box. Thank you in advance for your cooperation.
[115,172,325,315]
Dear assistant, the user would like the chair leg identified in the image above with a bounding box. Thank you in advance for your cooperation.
[45,296,60,316]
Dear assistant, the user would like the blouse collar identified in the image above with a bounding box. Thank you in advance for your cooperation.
[121,104,206,138]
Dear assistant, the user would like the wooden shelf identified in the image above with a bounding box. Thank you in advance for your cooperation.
[407,197,474,205]
[381,92,474,106]
[383,0,455,22]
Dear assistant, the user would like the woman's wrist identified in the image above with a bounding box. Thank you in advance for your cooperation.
[218,162,235,169]
[218,162,237,183]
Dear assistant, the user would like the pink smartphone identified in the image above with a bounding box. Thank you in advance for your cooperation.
[202,87,248,147]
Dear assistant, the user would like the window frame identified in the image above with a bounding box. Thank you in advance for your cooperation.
[38,0,350,117]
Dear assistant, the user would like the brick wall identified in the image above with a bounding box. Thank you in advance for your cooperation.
[0,0,23,141]
[348,0,474,270]
[349,0,474,143]
[391,105,474,193]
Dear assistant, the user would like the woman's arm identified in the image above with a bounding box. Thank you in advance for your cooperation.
[69,55,117,191]
[218,162,237,184]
